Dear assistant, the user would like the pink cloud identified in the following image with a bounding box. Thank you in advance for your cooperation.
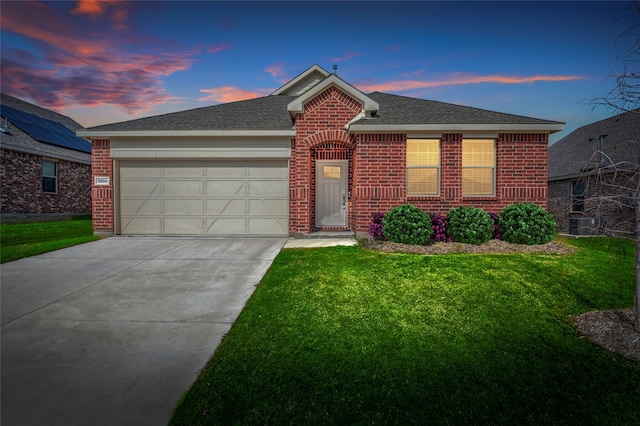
[71,0,119,15]
[1,1,198,115]
[330,50,361,62]
[264,63,289,84]
[198,86,271,103]
[71,0,130,30]
[355,73,584,92]
[206,43,232,53]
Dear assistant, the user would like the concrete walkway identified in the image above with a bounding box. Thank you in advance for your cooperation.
[1,237,286,426]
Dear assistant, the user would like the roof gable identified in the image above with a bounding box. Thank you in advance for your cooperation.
[287,74,379,118]
[270,64,330,96]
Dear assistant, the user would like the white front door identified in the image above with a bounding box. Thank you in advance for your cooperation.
[316,161,347,227]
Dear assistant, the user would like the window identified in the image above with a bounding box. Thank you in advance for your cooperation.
[572,181,585,212]
[43,160,57,193]
[462,139,495,196]
[407,139,440,196]
[322,165,341,179]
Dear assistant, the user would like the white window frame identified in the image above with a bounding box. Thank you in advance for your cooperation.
[406,139,440,196]
[462,139,496,197]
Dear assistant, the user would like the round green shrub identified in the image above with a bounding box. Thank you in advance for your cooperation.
[446,206,493,245]
[382,204,432,245]
[499,203,556,245]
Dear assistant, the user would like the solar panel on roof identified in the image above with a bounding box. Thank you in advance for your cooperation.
[0,105,92,154]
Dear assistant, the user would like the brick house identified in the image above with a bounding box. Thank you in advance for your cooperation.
[548,109,639,236]
[1,93,92,217]
[78,65,563,237]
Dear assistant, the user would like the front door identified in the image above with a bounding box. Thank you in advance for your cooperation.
[316,161,347,227]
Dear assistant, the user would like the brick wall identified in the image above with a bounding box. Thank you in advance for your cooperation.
[352,133,550,235]
[352,133,407,231]
[289,86,361,234]
[91,139,114,234]
[1,148,91,214]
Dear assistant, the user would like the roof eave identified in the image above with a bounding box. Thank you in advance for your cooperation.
[77,129,296,138]
[348,123,565,134]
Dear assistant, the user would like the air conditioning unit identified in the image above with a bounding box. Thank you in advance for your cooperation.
[568,217,596,235]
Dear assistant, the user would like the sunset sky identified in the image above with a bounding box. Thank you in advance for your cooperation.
[1,1,637,144]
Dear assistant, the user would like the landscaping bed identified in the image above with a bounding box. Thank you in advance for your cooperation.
[361,238,576,255]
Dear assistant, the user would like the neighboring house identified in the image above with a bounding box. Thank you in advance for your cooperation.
[548,109,639,236]
[1,93,92,216]
[78,64,563,237]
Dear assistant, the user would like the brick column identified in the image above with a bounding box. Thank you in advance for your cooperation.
[91,139,114,235]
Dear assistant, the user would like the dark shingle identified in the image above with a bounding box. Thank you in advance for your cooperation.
[548,109,640,180]
[86,96,296,131]
[357,92,562,125]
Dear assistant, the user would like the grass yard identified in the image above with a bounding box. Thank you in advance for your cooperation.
[171,238,640,425]
[1,217,100,263]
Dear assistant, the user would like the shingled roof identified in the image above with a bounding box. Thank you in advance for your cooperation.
[80,65,563,136]
[548,109,640,181]
[85,95,296,132]
[1,93,84,132]
[355,92,562,126]
[0,93,91,163]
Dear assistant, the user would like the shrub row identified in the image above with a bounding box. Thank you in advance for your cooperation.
[370,203,555,246]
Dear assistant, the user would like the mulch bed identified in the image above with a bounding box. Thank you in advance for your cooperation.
[360,238,576,256]
[360,238,639,363]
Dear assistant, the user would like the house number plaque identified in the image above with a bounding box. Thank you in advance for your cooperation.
[94,177,110,186]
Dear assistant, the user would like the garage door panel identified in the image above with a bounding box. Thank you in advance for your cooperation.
[121,181,161,196]
[206,199,246,215]
[119,160,288,236]
[205,161,248,177]
[164,218,204,234]
[249,181,288,196]
[163,162,204,177]
[249,162,289,178]
[248,218,287,234]
[120,161,161,178]
[121,217,162,234]
[206,218,247,234]
[163,199,204,215]
[121,199,162,215]
[249,199,288,215]
[205,181,245,196]
[163,181,203,196]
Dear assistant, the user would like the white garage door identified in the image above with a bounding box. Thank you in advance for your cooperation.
[119,160,288,236]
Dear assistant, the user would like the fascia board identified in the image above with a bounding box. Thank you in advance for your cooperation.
[348,123,565,134]
[287,75,379,113]
[77,129,296,138]
[271,65,330,96]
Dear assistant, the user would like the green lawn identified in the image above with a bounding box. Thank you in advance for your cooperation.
[1,218,100,263]
[171,238,639,425]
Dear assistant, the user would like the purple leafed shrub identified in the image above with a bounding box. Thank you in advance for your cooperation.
[368,212,386,240]
[430,213,451,242]
[489,212,501,240]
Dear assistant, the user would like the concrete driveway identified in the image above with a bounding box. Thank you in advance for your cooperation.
[1,237,286,426]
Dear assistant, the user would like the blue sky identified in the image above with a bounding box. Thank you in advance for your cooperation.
[1,1,637,144]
